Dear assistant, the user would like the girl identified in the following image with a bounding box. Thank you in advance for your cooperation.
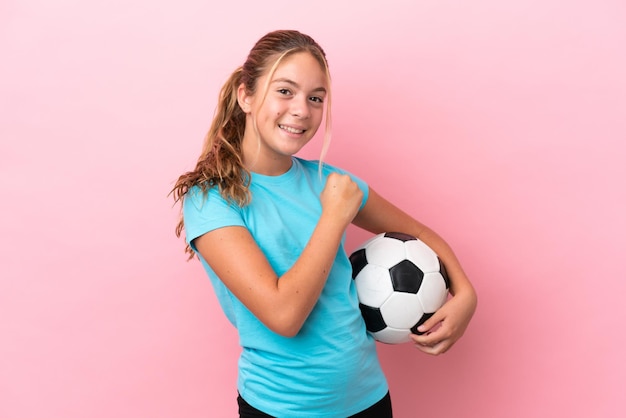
[172,29,477,418]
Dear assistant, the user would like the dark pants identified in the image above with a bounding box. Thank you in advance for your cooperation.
[237,391,393,418]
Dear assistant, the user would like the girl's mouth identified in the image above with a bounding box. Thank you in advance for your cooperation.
[279,124,305,134]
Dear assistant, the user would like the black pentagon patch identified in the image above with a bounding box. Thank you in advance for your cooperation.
[349,248,368,279]
[359,303,386,333]
[389,259,423,293]
[438,257,451,289]
[384,232,417,242]
[410,312,434,336]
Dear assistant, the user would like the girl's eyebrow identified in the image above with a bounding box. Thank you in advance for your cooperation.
[272,77,327,93]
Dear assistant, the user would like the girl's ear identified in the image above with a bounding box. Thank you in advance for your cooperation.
[237,83,252,113]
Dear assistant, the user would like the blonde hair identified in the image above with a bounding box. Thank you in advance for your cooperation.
[171,30,332,258]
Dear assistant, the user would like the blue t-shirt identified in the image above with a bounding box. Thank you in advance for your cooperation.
[183,157,388,417]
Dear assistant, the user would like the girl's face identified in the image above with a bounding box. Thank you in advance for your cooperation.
[238,51,328,175]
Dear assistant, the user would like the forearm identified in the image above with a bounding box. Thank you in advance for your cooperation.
[274,212,348,336]
[197,220,345,337]
[411,226,475,297]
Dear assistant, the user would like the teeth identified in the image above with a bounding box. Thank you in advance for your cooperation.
[280,125,304,134]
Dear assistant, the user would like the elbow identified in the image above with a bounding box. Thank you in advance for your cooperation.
[275,326,301,338]
[264,313,306,338]
[253,293,311,337]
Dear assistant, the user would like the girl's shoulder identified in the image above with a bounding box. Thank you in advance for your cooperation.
[184,182,236,211]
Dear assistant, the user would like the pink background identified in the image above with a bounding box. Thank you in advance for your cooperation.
[2,1,625,417]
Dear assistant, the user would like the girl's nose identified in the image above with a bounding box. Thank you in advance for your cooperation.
[290,97,310,119]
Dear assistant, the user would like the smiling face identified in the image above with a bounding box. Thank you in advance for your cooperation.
[238,51,329,175]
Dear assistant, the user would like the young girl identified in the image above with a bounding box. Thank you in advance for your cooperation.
[172,30,477,418]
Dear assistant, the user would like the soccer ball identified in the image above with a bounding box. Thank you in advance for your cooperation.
[349,232,450,344]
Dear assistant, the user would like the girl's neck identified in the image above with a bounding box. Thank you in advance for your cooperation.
[244,156,293,176]
[242,143,293,176]
[241,131,293,176]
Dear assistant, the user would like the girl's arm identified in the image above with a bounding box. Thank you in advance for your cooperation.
[193,173,363,337]
[352,187,477,355]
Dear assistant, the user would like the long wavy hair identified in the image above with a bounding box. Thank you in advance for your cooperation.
[171,30,332,258]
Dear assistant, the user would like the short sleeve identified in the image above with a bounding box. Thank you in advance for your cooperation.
[182,186,245,251]
[351,173,369,210]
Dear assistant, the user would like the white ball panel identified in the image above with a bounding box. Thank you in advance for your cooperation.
[372,327,411,344]
[417,272,449,312]
[379,292,424,329]
[404,239,440,273]
[352,233,383,253]
[365,237,406,268]
[354,265,394,307]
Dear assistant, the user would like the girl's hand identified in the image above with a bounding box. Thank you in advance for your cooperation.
[320,173,363,229]
[409,289,477,355]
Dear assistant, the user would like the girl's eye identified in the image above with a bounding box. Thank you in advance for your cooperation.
[277,88,291,95]
[309,96,324,103]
